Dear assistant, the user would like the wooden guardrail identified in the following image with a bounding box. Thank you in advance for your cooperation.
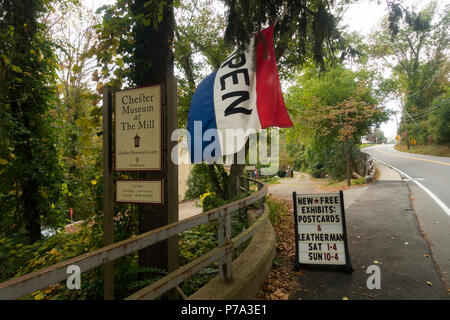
[365,157,375,183]
[0,176,267,300]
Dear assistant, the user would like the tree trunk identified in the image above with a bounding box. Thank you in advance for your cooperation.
[9,0,44,242]
[22,166,41,242]
[403,116,410,150]
[207,164,224,198]
[227,162,245,200]
[225,140,250,199]
[132,0,178,282]
[344,137,351,187]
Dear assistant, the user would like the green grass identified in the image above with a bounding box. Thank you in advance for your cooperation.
[359,143,376,149]
[395,144,450,157]
[265,196,289,225]
[260,176,281,184]
[323,177,366,189]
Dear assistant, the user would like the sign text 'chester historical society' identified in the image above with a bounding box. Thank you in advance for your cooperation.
[114,85,163,205]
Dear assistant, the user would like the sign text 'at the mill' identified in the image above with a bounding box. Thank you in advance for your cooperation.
[115,85,162,172]
[114,85,163,204]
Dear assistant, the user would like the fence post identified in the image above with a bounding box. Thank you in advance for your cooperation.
[102,86,114,300]
[218,210,232,282]
[257,182,264,212]
[218,175,240,282]
[236,176,241,195]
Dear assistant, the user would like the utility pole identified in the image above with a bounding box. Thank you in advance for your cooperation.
[393,110,399,132]
[401,97,410,150]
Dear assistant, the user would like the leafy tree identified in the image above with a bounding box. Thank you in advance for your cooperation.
[365,127,387,144]
[175,1,231,127]
[425,87,450,144]
[370,1,449,146]
[285,66,388,185]
[93,0,178,284]
[47,4,103,221]
[222,0,344,70]
[0,0,65,241]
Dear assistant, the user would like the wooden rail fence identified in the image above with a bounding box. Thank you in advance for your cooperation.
[0,176,268,300]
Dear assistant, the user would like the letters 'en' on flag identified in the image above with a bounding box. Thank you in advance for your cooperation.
[187,23,293,164]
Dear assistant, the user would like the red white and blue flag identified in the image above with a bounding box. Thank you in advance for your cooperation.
[187,24,293,163]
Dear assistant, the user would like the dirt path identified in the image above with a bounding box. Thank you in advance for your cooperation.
[179,199,202,221]
[269,172,370,210]
[267,172,328,200]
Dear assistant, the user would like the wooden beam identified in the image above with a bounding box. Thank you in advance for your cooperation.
[102,86,115,300]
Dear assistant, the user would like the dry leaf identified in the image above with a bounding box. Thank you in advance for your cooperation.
[270,293,280,300]
[273,289,284,298]
[279,293,289,300]
[426,281,433,287]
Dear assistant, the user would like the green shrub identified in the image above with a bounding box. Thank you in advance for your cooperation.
[265,196,287,225]
[352,177,366,185]
[277,169,286,178]
[199,192,225,212]
[310,166,323,178]
[185,164,228,200]
[179,223,218,266]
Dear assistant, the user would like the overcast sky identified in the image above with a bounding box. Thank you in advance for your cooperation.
[342,0,449,139]
[86,0,449,139]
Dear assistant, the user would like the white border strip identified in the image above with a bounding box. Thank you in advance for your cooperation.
[372,157,450,217]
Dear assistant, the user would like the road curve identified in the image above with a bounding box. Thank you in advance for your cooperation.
[362,144,450,215]
[363,144,450,290]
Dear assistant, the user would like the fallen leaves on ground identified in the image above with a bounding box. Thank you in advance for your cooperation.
[255,198,304,300]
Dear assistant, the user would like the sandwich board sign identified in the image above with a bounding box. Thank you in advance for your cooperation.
[293,190,353,273]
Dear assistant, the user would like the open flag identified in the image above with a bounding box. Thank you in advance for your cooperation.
[187,23,293,163]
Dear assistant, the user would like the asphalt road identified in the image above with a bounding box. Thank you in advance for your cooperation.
[363,144,450,212]
[363,144,450,289]
[293,180,448,300]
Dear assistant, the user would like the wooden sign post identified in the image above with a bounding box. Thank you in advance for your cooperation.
[102,86,114,300]
[102,77,179,299]
[293,190,353,273]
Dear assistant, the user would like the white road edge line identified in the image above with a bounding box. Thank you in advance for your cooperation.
[370,156,450,217]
